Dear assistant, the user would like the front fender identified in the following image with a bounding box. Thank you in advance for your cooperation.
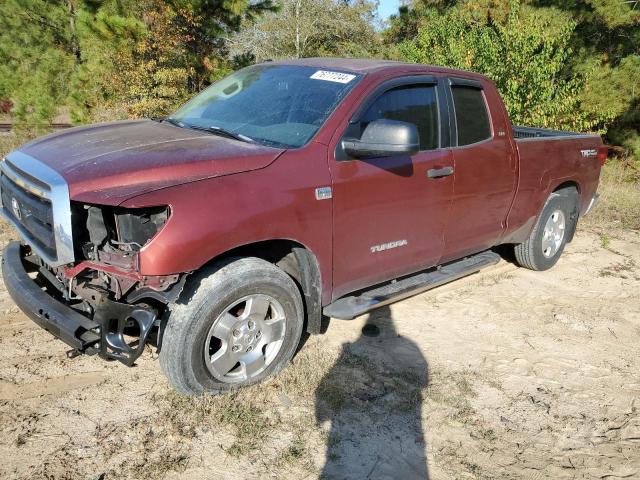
[119,144,333,301]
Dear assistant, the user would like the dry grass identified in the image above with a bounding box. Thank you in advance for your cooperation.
[0,131,34,158]
[583,159,640,232]
[133,341,338,474]
[599,258,639,279]
[424,369,479,422]
[154,389,278,457]
[84,337,429,477]
[3,341,342,479]
[29,341,341,478]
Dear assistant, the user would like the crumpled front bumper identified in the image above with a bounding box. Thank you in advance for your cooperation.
[2,241,101,352]
[2,241,156,365]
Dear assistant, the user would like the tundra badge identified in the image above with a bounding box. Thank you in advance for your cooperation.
[371,239,408,253]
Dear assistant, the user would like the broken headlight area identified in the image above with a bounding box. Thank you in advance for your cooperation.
[70,202,179,302]
[72,203,170,265]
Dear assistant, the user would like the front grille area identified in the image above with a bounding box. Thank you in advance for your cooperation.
[0,151,74,266]
[0,172,56,258]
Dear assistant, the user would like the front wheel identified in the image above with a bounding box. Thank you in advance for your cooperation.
[514,192,577,271]
[159,257,304,395]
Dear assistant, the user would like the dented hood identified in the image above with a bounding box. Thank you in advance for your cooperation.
[17,119,285,205]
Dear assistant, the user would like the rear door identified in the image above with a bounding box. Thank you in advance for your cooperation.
[441,78,517,262]
[328,76,454,299]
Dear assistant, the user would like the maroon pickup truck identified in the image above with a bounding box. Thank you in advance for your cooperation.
[1,58,606,394]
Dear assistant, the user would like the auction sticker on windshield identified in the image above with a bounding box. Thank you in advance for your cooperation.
[310,70,356,84]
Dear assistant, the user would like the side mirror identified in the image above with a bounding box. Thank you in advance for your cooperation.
[342,119,420,159]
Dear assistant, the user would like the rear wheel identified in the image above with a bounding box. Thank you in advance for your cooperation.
[159,257,304,395]
[514,192,577,271]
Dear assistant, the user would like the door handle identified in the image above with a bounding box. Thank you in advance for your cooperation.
[427,166,454,179]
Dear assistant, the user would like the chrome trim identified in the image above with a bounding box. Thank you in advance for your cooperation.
[515,134,601,143]
[0,151,75,266]
[1,159,50,198]
[584,193,600,216]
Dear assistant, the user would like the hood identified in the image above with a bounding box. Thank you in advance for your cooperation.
[17,120,285,205]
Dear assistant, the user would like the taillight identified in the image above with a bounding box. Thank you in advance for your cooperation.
[597,146,608,165]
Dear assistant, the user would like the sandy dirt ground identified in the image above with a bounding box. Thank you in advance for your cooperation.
[0,227,639,479]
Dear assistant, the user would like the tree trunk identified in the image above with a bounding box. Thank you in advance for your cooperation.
[295,0,301,58]
[66,0,81,64]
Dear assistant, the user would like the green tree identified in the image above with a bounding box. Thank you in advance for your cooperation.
[0,0,278,126]
[390,0,639,156]
[69,4,147,122]
[384,0,457,46]
[0,1,76,129]
[533,0,640,157]
[399,0,616,132]
[0,0,145,128]
[119,0,277,118]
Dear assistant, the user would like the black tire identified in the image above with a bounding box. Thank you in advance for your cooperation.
[514,191,577,271]
[159,257,304,395]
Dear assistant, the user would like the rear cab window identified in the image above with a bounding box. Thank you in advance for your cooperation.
[451,84,492,146]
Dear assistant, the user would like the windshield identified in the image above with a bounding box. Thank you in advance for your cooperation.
[168,64,362,148]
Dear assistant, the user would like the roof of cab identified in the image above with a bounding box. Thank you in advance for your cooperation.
[268,57,488,80]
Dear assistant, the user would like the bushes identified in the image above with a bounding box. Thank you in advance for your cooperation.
[391,0,639,160]
[583,160,640,231]
[399,1,616,133]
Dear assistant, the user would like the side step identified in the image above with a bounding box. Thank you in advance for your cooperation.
[323,250,501,320]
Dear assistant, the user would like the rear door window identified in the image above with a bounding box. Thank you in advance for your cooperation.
[451,86,491,146]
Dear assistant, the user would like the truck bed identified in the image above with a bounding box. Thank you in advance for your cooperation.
[502,127,603,246]
[512,126,590,140]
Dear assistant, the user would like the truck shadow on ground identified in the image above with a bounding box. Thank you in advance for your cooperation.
[315,305,430,479]
[491,244,519,266]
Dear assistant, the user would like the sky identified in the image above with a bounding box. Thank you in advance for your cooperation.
[377,0,401,20]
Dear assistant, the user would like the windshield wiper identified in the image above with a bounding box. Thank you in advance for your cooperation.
[150,116,183,127]
[183,123,256,144]
[163,117,184,128]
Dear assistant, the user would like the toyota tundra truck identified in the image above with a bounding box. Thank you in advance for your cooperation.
[0,58,606,395]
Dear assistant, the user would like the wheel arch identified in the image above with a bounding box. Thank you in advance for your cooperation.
[502,179,583,246]
[197,239,325,335]
[552,180,581,197]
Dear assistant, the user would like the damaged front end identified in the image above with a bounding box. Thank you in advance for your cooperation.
[3,203,187,366]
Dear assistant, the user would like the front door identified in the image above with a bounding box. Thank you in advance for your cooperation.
[329,80,454,300]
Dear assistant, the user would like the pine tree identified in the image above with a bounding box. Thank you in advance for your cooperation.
[534,0,640,157]
[0,0,278,127]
